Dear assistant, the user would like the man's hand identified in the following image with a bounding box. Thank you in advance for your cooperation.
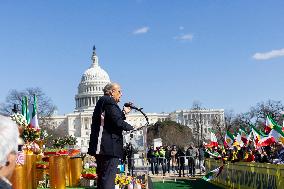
[123,106,131,114]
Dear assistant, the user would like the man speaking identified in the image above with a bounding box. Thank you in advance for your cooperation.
[88,82,134,189]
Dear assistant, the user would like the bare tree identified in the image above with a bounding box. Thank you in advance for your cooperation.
[249,100,284,126]
[1,87,59,147]
[231,100,284,132]
[224,110,235,131]
[190,101,204,145]
[0,87,56,117]
[211,113,227,144]
[219,100,284,137]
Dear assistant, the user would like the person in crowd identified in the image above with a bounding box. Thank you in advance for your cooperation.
[198,145,206,173]
[186,145,193,175]
[124,143,134,175]
[254,149,262,163]
[186,143,198,176]
[272,142,284,164]
[165,146,171,174]
[260,150,269,163]
[0,115,19,189]
[193,145,199,176]
[158,146,166,176]
[154,147,160,174]
[243,148,255,162]
[177,147,186,177]
[147,145,156,175]
[171,145,178,173]
[231,146,240,163]
[88,83,134,189]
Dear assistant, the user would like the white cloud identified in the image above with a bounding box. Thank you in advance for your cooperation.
[133,26,149,35]
[179,26,184,30]
[174,33,194,42]
[253,48,284,60]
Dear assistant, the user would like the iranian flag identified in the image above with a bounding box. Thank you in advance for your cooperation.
[30,95,39,129]
[257,116,284,146]
[250,124,268,148]
[257,127,284,147]
[205,130,218,147]
[205,148,221,158]
[234,130,244,147]
[21,97,27,118]
[224,131,234,148]
[267,115,284,132]
[264,115,274,134]
[267,117,284,144]
[202,165,224,181]
[257,116,284,147]
[240,127,249,146]
[250,125,261,147]
[257,135,275,147]
[21,96,30,124]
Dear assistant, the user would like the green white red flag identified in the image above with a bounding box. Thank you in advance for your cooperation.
[235,130,244,147]
[264,115,274,133]
[21,96,30,124]
[205,148,221,158]
[224,131,234,148]
[202,165,224,181]
[205,130,218,147]
[30,94,39,129]
[258,116,284,146]
[240,127,249,146]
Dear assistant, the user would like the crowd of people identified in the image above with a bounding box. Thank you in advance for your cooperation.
[146,143,206,177]
[143,139,284,177]
[207,141,284,164]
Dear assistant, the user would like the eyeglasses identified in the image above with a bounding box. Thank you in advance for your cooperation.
[112,89,122,94]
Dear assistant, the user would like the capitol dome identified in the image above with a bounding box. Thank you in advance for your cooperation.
[75,46,111,112]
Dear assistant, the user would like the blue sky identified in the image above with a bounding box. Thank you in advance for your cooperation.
[1,0,284,115]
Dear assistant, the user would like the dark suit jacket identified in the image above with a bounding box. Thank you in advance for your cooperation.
[88,95,133,158]
[0,178,12,189]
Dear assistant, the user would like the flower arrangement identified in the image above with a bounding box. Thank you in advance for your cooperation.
[20,126,49,154]
[11,112,49,154]
[22,142,41,154]
[44,148,69,156]
[115,175,146,189]
[53,135,77,149]
[115,175,132,188]
[10,113,28,127]
[69,149,81,157]
[65,135,77,146]
[81,167,97,179]
[22,126,41,142]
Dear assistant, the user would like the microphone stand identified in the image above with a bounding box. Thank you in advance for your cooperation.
[132,108,149,128]
[129,107,149,187]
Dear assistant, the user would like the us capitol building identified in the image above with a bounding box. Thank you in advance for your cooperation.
[48,47,224,152]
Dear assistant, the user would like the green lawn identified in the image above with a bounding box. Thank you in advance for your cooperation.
[153,179,223,189]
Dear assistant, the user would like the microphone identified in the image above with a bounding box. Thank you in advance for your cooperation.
[124,102,143,111]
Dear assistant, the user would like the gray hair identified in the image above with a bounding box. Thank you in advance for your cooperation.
[103,82,119,95]
[0,115,19,166]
